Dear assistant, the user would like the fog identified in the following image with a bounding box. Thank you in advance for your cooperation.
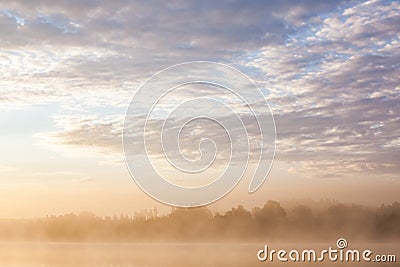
[0,200,399,242]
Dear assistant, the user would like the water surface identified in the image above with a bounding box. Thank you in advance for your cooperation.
[0,242,397,267]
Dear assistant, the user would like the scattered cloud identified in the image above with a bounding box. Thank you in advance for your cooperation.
[1,0,399,179]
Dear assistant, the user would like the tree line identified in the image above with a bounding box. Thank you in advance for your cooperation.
[0,200,399,242]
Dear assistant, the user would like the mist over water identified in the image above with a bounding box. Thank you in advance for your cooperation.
[1,200,399,242]
[0,201,398,266]
[0,242,397,267]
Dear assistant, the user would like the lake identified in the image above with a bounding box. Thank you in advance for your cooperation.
[0,242,397,266]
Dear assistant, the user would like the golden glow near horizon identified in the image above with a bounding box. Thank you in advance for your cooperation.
[0,0,399,217]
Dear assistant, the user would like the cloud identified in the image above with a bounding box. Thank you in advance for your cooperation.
[36,114,123,155]
[246,0,400,177]
[0,0,346,108]
[2,0,399,179]
[0,1,342,48]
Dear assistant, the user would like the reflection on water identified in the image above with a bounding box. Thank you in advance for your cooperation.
[0,242,397,267]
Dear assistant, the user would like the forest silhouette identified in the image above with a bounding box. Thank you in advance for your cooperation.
[0,200,399,242]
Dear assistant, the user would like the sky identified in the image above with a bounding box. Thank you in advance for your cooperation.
[0,0,399,217]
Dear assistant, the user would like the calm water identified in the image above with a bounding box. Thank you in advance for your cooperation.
[0,242,397,267]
